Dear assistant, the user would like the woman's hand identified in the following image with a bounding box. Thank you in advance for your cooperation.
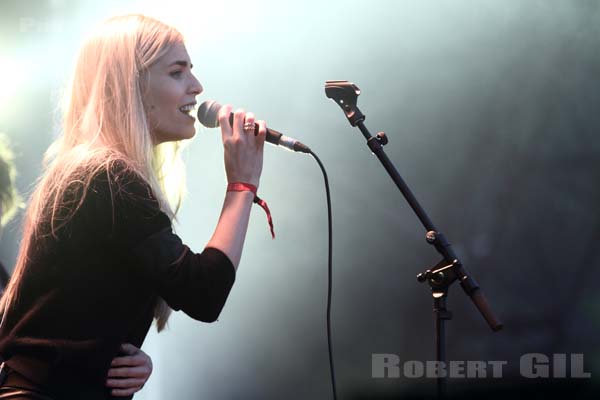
[106,343,153,397]
[218,105,267,188]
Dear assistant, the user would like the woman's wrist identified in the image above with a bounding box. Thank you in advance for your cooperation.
[225,181,275,239]
[227,178,259,188]
[224,188,254,202]
[227,182,258,192]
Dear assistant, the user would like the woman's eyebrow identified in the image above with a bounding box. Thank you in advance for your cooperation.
[168,60,193,68]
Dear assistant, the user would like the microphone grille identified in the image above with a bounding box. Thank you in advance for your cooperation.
[197,100,222,128]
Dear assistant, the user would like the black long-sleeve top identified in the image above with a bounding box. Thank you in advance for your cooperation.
[0,261,9,290]
[0,162,236,399]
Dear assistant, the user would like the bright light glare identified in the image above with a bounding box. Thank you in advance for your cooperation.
[0,56,27,113]
[106,0,263,43]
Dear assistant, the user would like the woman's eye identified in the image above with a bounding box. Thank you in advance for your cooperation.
[170,70,183,78]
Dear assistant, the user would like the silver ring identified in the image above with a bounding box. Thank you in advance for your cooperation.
[243,122,255,131]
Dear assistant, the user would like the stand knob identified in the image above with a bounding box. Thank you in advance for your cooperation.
[376,132,388,145]
[426,231,437,243]
[431,272,445,285]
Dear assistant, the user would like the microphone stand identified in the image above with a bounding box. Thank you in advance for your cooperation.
[325,81,503,399]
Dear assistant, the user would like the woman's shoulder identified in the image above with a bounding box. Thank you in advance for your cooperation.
[88,158,155,203]
[79,158,171,245]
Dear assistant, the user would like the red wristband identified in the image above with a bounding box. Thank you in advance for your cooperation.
[227,182,275,239]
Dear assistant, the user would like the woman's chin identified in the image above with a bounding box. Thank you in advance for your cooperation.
[183,128,196,140]
[154,129,196,144]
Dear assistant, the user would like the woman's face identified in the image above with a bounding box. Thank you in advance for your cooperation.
[145,43,203,144]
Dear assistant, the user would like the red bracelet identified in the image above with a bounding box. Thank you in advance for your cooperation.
[227,182,275,239]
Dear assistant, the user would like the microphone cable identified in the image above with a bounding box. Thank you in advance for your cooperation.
[307,149,338,400]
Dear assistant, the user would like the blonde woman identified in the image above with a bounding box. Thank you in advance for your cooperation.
[0,14,266,399]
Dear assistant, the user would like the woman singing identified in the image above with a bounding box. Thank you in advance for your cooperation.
[0,14,266,399]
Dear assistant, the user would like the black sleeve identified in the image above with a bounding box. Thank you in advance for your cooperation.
[0,261,9,290]
[129,230,235,322]
[97,163,236,322]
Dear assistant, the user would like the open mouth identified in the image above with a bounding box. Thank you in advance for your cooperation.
[179,103,196,118]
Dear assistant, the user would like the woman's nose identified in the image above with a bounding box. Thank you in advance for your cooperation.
[189,75,203,96]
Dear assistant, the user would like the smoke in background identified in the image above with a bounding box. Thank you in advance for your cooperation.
[1,0,599,398]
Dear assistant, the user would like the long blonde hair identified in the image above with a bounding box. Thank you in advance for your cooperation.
[0,14,188,331]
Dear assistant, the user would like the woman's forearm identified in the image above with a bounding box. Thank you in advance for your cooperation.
[206,190,255,270]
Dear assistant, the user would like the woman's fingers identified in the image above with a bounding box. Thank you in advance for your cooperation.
[107,344,153,396]
[118,343,138,355]
[232,108,246,139]
[111,346,152,367]
[106,377,146,388]
[244,112,256,132]
[111,388,142,397]
[243,112,256,149]
[218,104,233,139]
[111,355,138,367]
[220,106,266,187]
[107,365,149,378]
[106,363,151,395]
[256,120,267,147]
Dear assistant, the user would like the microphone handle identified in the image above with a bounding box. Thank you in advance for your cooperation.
[226,113,310,153]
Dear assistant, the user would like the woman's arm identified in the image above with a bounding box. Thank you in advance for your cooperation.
[206,190,254,270]
[205,107,267,270]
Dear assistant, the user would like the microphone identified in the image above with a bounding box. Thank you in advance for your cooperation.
[197,100,311,153]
